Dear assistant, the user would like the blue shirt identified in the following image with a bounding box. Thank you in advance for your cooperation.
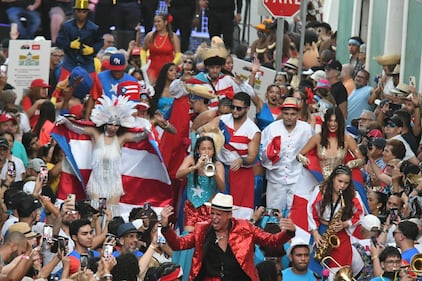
[98,71,137,98]
[282,268,317,281]
[402,247,419,263]
[68,249,100,259]
[346,85,373,125]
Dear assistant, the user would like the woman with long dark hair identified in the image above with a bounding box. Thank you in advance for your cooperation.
[141,13,181,85]
[175,136,225,232]
[297,107,364,180]
[149,62,178,121]
[308,164,364,268]
[33,101,56,146]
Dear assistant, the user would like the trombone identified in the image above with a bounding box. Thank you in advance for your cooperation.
[320,256,356,281]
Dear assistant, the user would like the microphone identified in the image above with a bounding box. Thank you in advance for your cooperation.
[321,269,330,281]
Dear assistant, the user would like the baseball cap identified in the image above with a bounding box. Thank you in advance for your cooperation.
[361,214,381,232]
[0,113,17,124]
[118,81,140,102]
[310,70,326,82]
[314,79,331,90]
[16,194,42,218]
[27,158,46,173]
[367,129,383,138]
[287,237,312,256]
[8,222,39,238]
[383,116,403,127]
[30,79,50,89]
[117,222,139,237]
[109,53,126,71]
[0,137,8,149]
[372,138,387,149]
[325,59,342,72]
[131,47,141,55]
[104,46,118,55]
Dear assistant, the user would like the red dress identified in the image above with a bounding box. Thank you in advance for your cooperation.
[147,33,174,82]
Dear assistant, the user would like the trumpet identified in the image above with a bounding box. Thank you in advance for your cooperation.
[321,256,356,281]
[203,155,216,177]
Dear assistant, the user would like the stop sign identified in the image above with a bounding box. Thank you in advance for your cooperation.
[263,0,301,17]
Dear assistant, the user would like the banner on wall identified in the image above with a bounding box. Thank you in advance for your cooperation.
[7,39,51,102]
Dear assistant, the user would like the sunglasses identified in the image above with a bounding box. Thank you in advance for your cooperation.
[386,122,397,128]
[230,105,247,111]
[184,60,193,64]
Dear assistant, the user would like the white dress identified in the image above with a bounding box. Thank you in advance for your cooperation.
[87,135,124,198]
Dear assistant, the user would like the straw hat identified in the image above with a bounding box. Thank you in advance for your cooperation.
[203,129,225,154]
[205,193,237,211]
[202,47,229,66]
[185,84,217,100]
[374,54,400,66]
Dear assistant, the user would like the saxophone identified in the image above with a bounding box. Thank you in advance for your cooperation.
[314,191,345,262]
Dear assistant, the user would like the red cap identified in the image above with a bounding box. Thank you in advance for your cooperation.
[30,78,50,88]
[137,101,150,111]
[0,113,17,124]
[132,47,141,55]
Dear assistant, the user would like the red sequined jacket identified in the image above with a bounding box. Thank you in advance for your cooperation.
[162,218,295,281]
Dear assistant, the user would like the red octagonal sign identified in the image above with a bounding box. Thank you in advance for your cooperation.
[263,0,301,18]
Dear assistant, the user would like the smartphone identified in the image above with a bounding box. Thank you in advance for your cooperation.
[43,224,53,242]
[103,243,113,257]
[144,202,150,210]
[7,161,15,177]
[409,76,416,87]
[58,237,66,253]
[98,197,107,215]
[371,236,378,247]
[50,237,59,253]
[390,208,399,222]
[0,65,6,77]
[157,225,166,245]
[80,253,89,269]
[67,194,76,209]
[40,166,48,185]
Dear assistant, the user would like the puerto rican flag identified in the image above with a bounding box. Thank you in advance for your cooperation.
[51,120,172,217]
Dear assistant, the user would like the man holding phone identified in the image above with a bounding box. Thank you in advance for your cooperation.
[68,219,100,273]
[113,222,143,258]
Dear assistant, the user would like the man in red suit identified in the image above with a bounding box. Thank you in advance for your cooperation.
[160,193,296,281]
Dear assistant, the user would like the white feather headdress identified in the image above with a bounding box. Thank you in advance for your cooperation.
[90,95,137,128]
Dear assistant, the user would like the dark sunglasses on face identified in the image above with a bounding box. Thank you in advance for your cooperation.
[184,60,193,64]
[385,122,397,128]
[230,105,247,111]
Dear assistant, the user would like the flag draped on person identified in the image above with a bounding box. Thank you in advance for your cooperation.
[51,121,172,213]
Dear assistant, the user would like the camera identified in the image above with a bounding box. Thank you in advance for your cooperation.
[264,208,280,217]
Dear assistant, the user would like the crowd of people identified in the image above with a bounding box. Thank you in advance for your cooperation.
[0,0,421,280]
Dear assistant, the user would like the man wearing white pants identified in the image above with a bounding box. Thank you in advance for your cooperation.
[260,97,314,214]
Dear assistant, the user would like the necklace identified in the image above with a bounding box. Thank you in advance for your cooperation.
[153,33,168,49]
[215,234,227,244]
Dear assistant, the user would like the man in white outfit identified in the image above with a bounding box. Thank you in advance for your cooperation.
[260,97,314,214]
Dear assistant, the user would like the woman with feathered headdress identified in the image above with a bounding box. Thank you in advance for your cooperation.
[58,95,149,214]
